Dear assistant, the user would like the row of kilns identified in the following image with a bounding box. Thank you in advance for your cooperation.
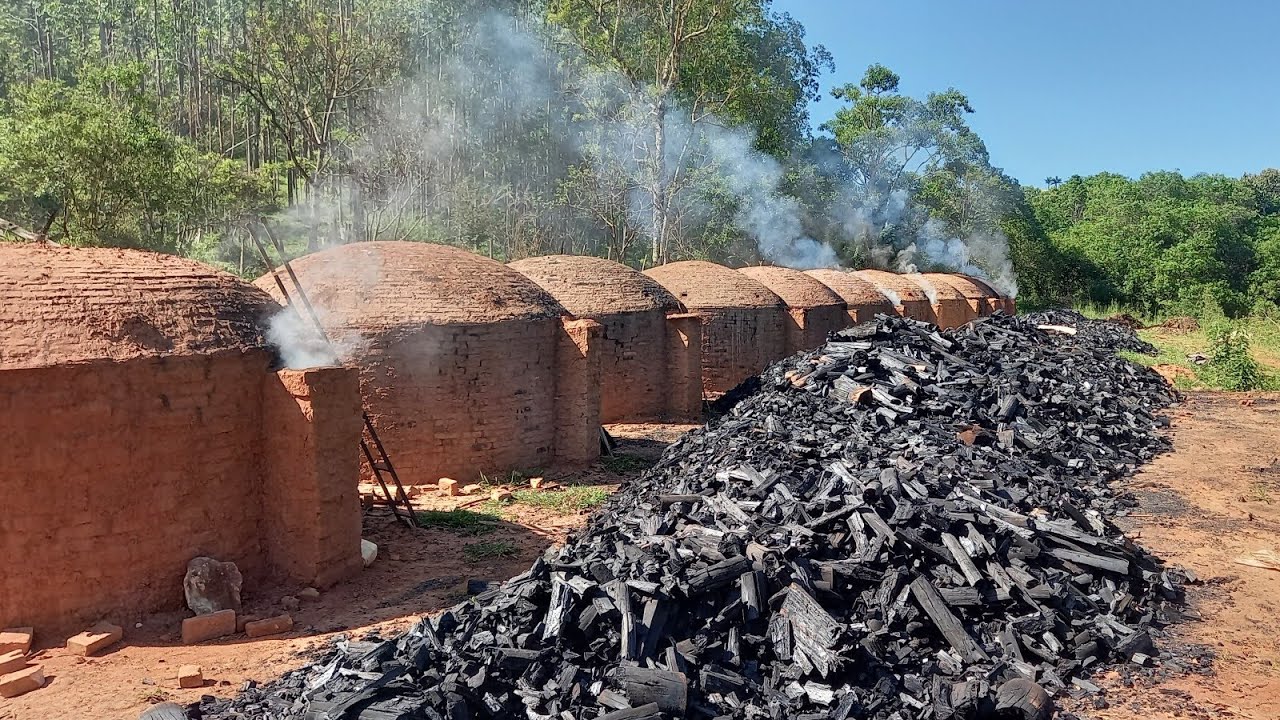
[0,242,1012,633]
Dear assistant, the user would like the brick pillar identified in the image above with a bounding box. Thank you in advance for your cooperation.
[553,318,603,467]
[260,367,364,588]
[664,312,703,422]
[784,307,808,355]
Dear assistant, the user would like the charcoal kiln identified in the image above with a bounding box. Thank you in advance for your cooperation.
[643,261,788,396]
[0,245,364,634]
[904,273,974,328]
[804,269,897,323]
[737,266,851,354]
[853,269,936,322]
[256,242,602,484]
[510,255,701,423]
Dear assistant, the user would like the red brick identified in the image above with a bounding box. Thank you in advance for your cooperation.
[66,622,122,656]
[244,614,293,638]
[0,628,32,654]
[181,610,236,645]
[0,664,43,698]
[438,478,458,496]
[177,665,203,688]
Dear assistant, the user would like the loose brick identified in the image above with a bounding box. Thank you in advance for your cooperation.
[0,665,43,698]
[244,614,293,638]
[528,477,544,490]
[177,665,203,689]
[461,484,482,496]
[298,587,320,601]
[438,478,458,496]
[0,650,27,675]
[490,489,513,502]
[181,609,236,645]
[0,628,32,654]
[66,622,122,656]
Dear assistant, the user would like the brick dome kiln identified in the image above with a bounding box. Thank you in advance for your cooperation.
[804,269,896,323]
[923,273,1013,316]
[643,261,788,395]
[738,266,851,354]
[257,242,602,484]
[904,274,974,328]
[0,245,364,634]
[509,255,701,423]
[853,269,936,323]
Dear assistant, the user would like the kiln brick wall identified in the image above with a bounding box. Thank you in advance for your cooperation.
[261,367,364,589]
[594,311,673,423]
[664,314,703,422]
[784,305,852,355]
[932,301,972,329]
[697,306,788,395]
[554,319,603,467]
[357,318,560,484]
[0,351,269,634]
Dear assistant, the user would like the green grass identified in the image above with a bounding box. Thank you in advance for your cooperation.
[415,508,502,535]
[484,485,612,515]
[462,540,519,561]
[1124,317,1280,391]
[600,453,651,473]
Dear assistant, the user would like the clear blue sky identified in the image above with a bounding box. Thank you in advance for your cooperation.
[778,0,1280,187]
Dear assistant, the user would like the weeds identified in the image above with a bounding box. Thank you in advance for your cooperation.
[416,509,501,535]
[1244,482,1274,504]
[1203,321,1264,391]
[510,486,610,513]
[463,540,518,561]
[601,453,650,473]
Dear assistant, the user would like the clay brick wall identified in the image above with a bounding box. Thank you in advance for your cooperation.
[356,318,561,483]
[0,351,270,634]
[664,313,703,422]
[554,319,603,467]
[261,367,364,589]
[697,306,788,395]
[785,305,853,354]
[592,310,674,423]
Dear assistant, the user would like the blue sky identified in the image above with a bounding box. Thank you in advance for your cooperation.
[778,0,1280,187]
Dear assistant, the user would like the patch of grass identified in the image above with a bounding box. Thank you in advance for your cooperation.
[600,453,651,473]
[463,540,519,561]
[507,485,611,513]
[416,508,501,535]
[1244,482,1274,504]
[1116,316,1280,392]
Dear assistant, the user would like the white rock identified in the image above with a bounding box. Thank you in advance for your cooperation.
[361,539,378,568]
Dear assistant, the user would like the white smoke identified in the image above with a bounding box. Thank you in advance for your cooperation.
[894,218,1018,297]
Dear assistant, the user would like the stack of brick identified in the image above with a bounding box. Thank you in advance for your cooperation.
[510,255,701,423]
[644,261,789,396]
[257,242,603,484]
[902,274,975,328]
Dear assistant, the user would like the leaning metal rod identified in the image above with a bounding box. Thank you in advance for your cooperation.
[250,222,419,527]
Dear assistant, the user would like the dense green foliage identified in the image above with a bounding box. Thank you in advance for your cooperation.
[1021,169,1280,315]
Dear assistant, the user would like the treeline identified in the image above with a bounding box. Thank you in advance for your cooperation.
[0,0,1275,318]
[1019,170,1280,316]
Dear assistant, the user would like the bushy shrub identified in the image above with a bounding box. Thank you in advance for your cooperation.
[1204,322,1263,391]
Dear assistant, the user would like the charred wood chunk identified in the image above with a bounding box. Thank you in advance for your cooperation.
[614,665,688,714]
[994,678,1052,720]
[778,584,843,677]
[909,577,989,663]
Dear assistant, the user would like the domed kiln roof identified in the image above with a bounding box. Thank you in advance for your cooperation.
[509,255,683,316]
[254,242,566,328]
[804,269,895,307]
[0,244,276,369]
[737,266,845,310]
[852,269,929,305]
[920,273,996,301]
[907,274,966,303]
[643,261,784,310]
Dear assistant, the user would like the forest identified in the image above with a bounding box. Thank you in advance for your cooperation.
[2,0,1279,320]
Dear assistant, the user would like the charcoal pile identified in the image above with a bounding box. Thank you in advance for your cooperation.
[1021,309,1158,356]
[199,315,1183,720]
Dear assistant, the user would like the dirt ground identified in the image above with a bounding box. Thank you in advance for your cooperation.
[1081,392,1280,720]
[7,395,1280,720]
